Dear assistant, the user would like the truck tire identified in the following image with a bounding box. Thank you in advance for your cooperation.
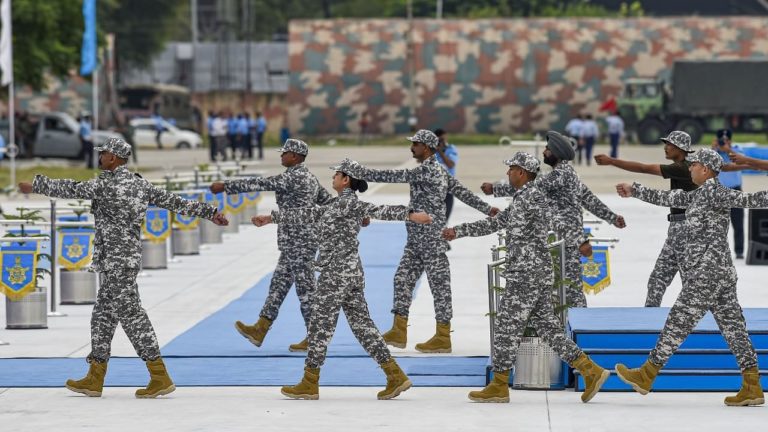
[675,119,704,144]
[638,119,666,145]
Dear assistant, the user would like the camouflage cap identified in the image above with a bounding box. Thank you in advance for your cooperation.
[504,152,540,173]
[688,148,723,172]
[545,131,575,161]
[94,137,132,159]
[329,159,354,175]
[407,129,439,149]
[660,131,693,153]
[278,138,309,156]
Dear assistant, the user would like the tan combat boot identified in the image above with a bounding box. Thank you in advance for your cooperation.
[377,359,413,400]
[572,353,610,403]
[382,314,408,349]
[724,367,765,406]
[615,360,662,395]
[288,337,308,352]
[415,321,452,353]
[468,370,510,403]
[65,361,108,397]
[281,367,320,400]
[135,358,175,398]
[234,317,272,347]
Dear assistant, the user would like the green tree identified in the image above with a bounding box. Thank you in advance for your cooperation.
[7,0,83,91]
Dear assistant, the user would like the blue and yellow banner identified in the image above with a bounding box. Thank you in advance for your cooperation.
[244,191,261,204]
[144,206,171,243]
[174,192,201,230]
[204,191,225,213]
[58,229,94,270]
[581,245,611,295]
[1,240,40,300]
[225,193,246,214]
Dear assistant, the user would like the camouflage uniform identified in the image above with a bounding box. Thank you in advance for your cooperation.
[633,150,765,371]
[645,131,697,307]
[272,187,410,368]
[344,131,492,323]
[494,161,618,307]
[455,153,582,371]
[32,139,218,363]
[224,139,333,328]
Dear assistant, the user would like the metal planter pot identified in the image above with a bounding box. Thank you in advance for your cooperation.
[199,220,224,244]
[141,239,167,269]
[60,270,98,305]
[240,203,260,224]
[512,337,564,389]
[172,227,200,255]
[6,290,48,329]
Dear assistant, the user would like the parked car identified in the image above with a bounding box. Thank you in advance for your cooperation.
[130,118,202,149]
[0,112,125,159]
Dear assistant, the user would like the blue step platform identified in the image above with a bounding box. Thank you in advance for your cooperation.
[569,307,768,391]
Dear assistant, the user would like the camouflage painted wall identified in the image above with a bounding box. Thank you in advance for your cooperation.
[288,17,768,135]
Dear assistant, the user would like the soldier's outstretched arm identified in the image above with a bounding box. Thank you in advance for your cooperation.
[147,184,217,220]
[222,173,287,194]
[579,182,619,225]
[624,182,692,208]
[315,183,335,206]
[29,175,98,200]
[343,158,412,184]
[347,200,410,222]
[728,153,768,171]
[490,183,516,197]
[271,206,328,225]
[453,206,510,239]
[447,176,494,215]
[715,186,768,209]
[594,155,662,176]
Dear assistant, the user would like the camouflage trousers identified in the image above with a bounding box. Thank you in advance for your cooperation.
[564,245,587,308]
[260,250,316,329]
[87,268,160,363]
[493,272,582,372]
[649,265,757,370]
[305,265,391,369]
[391,246,452,323]
[645,220,686,307]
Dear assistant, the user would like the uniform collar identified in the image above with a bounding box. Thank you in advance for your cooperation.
[340,188,356,198]
[423,155,437,165]
[287,162,306,172]
[100,165,130,178]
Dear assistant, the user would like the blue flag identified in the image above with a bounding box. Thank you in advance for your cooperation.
[80,0,96,76]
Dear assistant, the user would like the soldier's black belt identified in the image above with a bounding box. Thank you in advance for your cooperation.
[667,214,686,222]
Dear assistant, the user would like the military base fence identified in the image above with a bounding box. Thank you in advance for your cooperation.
[0,161,265,341]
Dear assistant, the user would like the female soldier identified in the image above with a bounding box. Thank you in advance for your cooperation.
[252,160,432,400]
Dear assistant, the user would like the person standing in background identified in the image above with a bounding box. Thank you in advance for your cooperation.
[237,113,251,160]
[712,128,745,259]
[207,111,217,162]
[152,111,164,150]
[434,128,459,222]
[580,114,599,166]
[256,111,267,160]
[605,111,625,158]
[79,112,95,169]
[227,112,238,160]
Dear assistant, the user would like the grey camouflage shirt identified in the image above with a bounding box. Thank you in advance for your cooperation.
[456,182,552,277]
[32,166,217,271]
[633,178,768,276]
[347,155,492,255]
[494,161,617,247]
[272,188,408,276]
[224,163,334,251]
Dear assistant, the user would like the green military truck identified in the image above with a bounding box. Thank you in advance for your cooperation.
[618,59,768,144]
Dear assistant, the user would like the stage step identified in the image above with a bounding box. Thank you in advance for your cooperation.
[574,369,768,392]
[587,350,768,370]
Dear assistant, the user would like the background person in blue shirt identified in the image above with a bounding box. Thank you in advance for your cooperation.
[712,129,745,258]
[255,112,267,160]
[152,111,164,149]
[79,112,95,168]
[434,128,459,221]
[237,113,251,159]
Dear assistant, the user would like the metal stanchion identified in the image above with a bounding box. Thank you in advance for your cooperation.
[47,199,66,317]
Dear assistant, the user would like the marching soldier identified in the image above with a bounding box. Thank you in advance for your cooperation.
[18,138,228,398]
[444,152,609,403]
[211,139,334,352]
[252,160,432,400]
[595,131,697,306]
[343,129,500,353]
[481,131,626,307]
[615,149,765,406]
